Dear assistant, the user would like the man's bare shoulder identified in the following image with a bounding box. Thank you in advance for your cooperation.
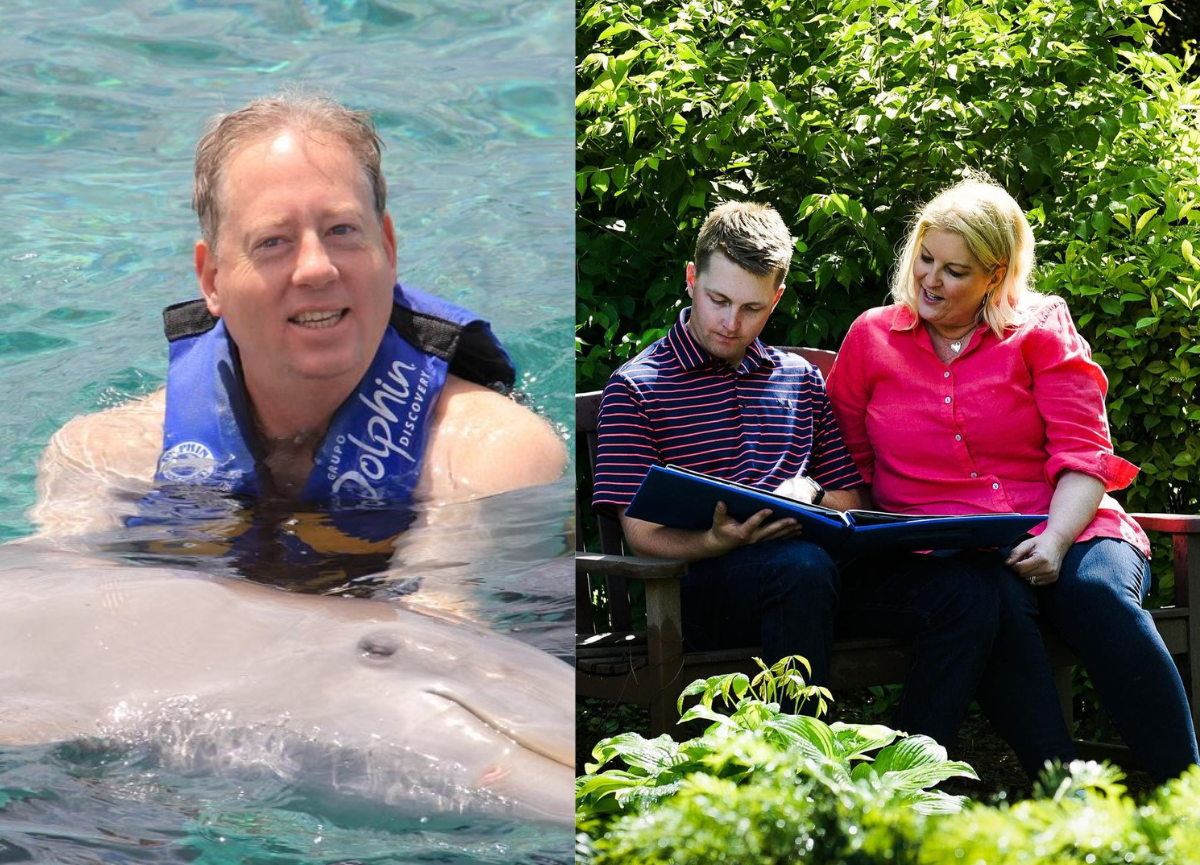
[420,375,566,503]
[30,392,166,536]
[49,390,166,479]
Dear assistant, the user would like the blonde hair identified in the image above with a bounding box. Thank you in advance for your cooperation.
[695,201,793,286]
[891,173,1037,336]
[193,90,386,251]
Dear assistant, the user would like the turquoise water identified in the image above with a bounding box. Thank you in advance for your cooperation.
[0,0,572,861]
[0,0,574,541]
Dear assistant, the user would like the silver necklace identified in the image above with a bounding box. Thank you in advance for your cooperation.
[930,324,975,354]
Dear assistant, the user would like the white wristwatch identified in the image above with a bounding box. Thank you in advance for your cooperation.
[805,475,826,506]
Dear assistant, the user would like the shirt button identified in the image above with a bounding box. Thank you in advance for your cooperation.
[992,482,1000,490]
[971,472,978,478]
[944,396,952,404]
[944,371,951,378]
[955,434,962,441]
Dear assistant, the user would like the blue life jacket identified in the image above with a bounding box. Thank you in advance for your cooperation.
[154,282,515,509]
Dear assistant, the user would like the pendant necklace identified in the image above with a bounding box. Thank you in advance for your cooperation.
[928,321,976,358]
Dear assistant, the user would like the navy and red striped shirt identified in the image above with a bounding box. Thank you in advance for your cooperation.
[592,308,863,513]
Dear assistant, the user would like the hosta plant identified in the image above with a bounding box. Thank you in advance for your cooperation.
[576,656,977,864]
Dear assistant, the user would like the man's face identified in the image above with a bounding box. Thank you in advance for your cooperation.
[195,130,397,399]
[686,252,784,366]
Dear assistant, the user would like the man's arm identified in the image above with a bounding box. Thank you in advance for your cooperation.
[29,391,165,536]
[772,475,865,512]
[619,501,804,563]
[419,374,566,504]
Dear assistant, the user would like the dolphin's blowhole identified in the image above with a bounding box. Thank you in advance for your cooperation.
[358,631,401,661]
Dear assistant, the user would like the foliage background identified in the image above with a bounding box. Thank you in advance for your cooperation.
[576,0,1200,540]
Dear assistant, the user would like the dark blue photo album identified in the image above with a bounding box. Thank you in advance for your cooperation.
[624,464,1047,556]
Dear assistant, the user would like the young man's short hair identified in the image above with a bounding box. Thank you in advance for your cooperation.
[694,201,794,286]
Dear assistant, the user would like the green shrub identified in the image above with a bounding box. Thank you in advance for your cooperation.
[577,657,976,863]
[577,661,1200,864]
[577,0,1200,530]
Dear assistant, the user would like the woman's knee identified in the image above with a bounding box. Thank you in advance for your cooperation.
[1052,539,1149,611]
[932,556,1003,615]
[952,569,1002,631]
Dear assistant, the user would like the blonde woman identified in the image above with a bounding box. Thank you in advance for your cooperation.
[828,174,1198,783]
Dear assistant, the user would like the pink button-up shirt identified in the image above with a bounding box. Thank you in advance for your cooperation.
[827,297,1149,557]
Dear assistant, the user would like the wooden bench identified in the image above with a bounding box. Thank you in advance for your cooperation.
[576,347,1200,755]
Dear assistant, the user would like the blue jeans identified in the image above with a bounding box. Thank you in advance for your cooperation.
[681,540,1000,744]
[681,538,841,705]
[837,551,1000,746]
[977,537,1199,784]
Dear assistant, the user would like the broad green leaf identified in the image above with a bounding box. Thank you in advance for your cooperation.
[1134,207,1159,238]
[830,722,902,759]
[763,714,841,758]
[588,732,679,774]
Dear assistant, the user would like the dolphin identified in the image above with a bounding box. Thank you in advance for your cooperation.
[0,547,573,824]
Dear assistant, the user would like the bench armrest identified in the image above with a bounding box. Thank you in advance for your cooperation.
[575,552,689,580]
[1129,513,1200,610]
[1128,513,1200,534]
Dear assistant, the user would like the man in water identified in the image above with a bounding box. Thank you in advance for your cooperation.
[30,92,565,536]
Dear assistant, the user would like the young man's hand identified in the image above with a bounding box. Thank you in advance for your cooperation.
[619,502,803,563]
[704,501,803,556]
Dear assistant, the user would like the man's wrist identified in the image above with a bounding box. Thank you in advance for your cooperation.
[805,475,825,506]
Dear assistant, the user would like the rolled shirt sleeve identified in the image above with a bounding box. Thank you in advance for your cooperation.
[1024,298,1139,492]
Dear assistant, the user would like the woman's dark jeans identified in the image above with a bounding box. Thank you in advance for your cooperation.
[837,550,1001,746]
[976,537,1199,784]
[681,539,1001,744]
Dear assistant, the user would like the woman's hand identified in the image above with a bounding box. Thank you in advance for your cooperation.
[1007,471,1105,587]
[1006,528,1074,587]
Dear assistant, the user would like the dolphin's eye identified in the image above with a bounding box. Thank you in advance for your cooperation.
[358,632,401,661]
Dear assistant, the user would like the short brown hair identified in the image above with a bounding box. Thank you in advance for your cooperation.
[193,90,387,250]
[694,201,793,285]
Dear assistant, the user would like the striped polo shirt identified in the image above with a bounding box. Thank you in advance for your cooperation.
[592,308,863,512]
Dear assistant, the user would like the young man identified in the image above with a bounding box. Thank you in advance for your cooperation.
[591,202,1002,746]
[591,201,863,698]
[31,93,565,536]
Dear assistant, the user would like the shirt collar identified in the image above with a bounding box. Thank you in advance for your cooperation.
[890,304,920,332]
[666,307,772,374]
[891,303,987,339]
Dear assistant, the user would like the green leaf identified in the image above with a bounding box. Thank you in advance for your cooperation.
[1135,208,1160,239]
[764,714,840,754]
[588,732,681,773]
[830,722,901,759]
[1077,123,1101,152]
[596,22,634,41]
